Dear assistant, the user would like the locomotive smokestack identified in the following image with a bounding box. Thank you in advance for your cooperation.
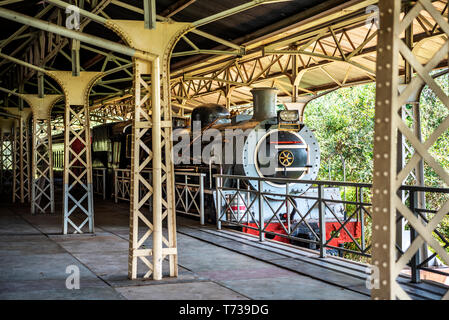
[250,87,278,121]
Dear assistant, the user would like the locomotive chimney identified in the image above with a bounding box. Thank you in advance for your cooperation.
[250,87,278,121]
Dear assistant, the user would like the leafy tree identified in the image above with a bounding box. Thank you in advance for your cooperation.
[304,84,376,184]
[302,77,449,260]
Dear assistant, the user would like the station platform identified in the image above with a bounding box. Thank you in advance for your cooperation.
[0,198,447,300]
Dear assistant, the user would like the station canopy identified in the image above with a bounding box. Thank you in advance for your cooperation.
[0,0,447,118]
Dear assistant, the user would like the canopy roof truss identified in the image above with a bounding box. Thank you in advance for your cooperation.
[171,0,448,109]
[0,0,447,121]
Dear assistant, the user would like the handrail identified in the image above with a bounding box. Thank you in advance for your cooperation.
[175,172,207,177]
[214,174,449,284]
[214,174,373,188]
[213,174,449,193]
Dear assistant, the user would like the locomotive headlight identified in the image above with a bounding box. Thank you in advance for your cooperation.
[279,110,299,122]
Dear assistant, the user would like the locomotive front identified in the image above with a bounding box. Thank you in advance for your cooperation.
[236,87,320,195]
[188,87,320,195]
[179,87,323,225]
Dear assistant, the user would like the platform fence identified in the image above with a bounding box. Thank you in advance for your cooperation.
[214,174,449,284]
[113,168,152,204]
[113,168,205,224]
[92,167,106,200]
[174,172,206,225]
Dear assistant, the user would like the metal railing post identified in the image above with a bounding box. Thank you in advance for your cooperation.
[199,174,204,225]
[286,182,290,235]
[237,178,240,223]
[318,184,326,258]
[247,184,250,225]
[102,168,106,200]
[114,169,118,203]
[185,175,188,214]
[216,176,221,230]
[409,189,421,283]
[360,186,366,252]
[258,180,264,242]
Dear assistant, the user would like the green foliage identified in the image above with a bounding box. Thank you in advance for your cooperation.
[302,78,449,260]
[304,84,376,184]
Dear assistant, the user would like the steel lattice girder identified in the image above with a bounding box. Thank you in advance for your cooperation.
[0,1,447,115]
[103,20,190,281]
[372,0,449,300]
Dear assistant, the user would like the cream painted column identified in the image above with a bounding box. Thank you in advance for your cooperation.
[22,94,62,214]
[105,20,191,280]
[47,71,103,234]
[5,107,32,204]
[373,0,449,300]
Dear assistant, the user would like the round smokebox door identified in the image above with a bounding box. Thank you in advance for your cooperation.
[254,130,308,181]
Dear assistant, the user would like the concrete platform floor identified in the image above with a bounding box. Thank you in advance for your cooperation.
[0,198,368,300]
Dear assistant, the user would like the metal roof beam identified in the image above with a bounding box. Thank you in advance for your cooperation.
[46,0,108,25]
[0,52,47,74]
[192,0,292,27]
[0,0,23,6]
[0,111,20,119]
[160,0,196,18]
[0,4,53,49]
[0,0,114,80]
[190,29,243,52]
[109,0,167,21]
[0,7,157,61]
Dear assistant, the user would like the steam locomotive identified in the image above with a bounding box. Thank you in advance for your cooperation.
[52,87,361,251]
